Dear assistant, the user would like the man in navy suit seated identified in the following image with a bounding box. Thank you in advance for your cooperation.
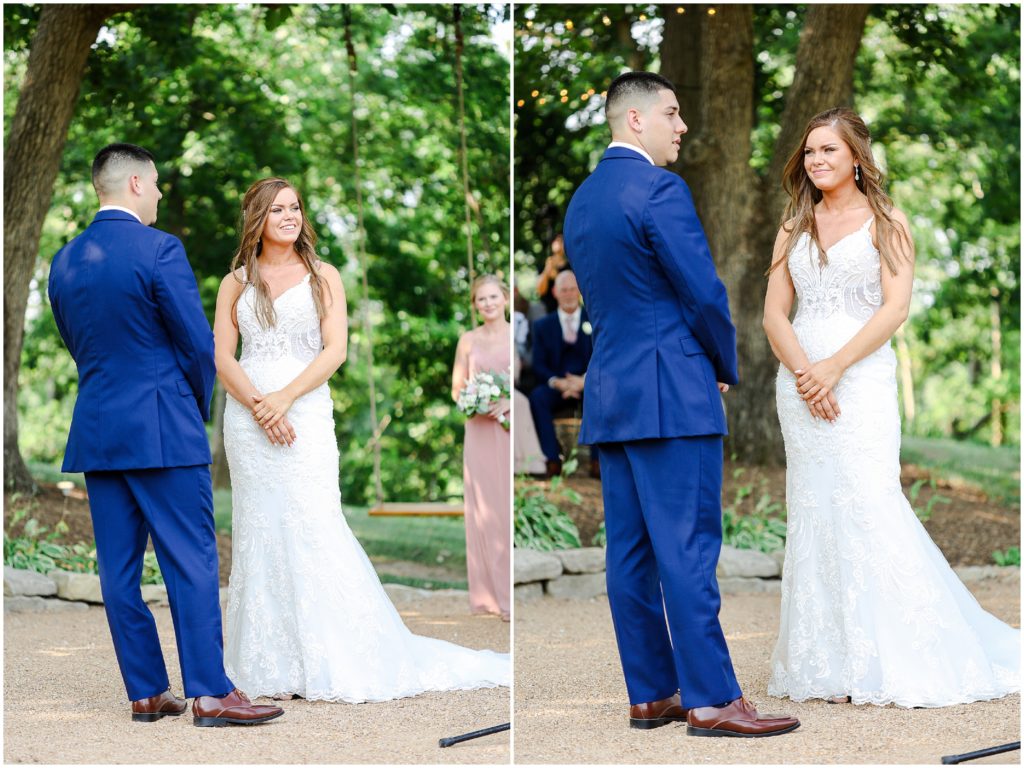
[528,270,597,478]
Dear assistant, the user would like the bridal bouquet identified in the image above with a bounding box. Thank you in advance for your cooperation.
[456,370,510,430]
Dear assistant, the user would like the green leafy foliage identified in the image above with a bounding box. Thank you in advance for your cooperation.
[721,469,788,553]
[514,458,583,551]
[992,547,1020,567]
[722,492,788,554]
[2,506,164,582]
[907,477,951,522]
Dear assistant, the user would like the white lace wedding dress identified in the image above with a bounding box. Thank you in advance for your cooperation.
[222,272,510,702]
[768,216,1020,708]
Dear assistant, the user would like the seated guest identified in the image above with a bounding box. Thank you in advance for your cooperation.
[528,270,597,478]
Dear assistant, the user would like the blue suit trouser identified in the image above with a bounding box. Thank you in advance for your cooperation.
[599,436,742,708]
[84,466,234,701]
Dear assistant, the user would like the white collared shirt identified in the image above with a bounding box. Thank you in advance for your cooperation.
[557,307,582,339]
[98,205,142,223]
[608,141,656,166]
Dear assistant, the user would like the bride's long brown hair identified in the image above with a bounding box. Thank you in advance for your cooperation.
[769,108,911,276]
[229,177,328,328]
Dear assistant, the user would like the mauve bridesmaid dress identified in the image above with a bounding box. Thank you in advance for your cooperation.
[462,339,511,618]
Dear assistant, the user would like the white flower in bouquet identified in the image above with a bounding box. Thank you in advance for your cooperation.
[457,370,510,430]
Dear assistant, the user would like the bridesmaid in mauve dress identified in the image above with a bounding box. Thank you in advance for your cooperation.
[451,275,512,621]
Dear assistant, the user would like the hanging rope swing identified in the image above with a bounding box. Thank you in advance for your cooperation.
[345,7,478,517]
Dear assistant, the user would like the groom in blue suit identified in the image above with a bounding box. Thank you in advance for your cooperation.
[563,73,798,737]
[49,144,282,726]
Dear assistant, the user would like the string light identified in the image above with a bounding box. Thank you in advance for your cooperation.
[602,15,611,25]
[707,7,716,15]
[531,89,539,97]
[581,92,590,100]
[538,97,547,105]
[526,19,533,28]
[516,99,525,107]
[566,20,574,30]
[676,6,685,13]
[639,13,647,20]
[560,89,568,96]
[560,96,568,103]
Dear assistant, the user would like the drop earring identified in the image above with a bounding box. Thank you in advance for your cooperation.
[855,165,860,182]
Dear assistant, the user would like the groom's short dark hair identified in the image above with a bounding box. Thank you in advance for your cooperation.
[92,143,155,195]
[605,72,676,122]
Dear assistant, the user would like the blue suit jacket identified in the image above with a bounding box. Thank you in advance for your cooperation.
[563,148,738,444]
[48,210,215,472]
[531,308,593,386]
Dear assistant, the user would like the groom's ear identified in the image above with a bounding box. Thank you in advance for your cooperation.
[626,107,644,133]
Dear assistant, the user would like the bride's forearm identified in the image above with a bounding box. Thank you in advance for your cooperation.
[216,354,261,412]
[763,313,811,375]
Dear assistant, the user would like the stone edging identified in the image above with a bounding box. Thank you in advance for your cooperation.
[514,546,1021,600]
[4,566,468,614]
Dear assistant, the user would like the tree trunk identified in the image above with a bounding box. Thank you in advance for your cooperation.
[3,5,121,493]
[659,4,869,464]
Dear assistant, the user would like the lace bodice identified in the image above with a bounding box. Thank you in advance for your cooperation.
[789,216,881,327]
[237,273,322,367]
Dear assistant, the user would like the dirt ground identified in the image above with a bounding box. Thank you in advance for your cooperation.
[514,577,1021,765]
[524,458,1020,565]
[3,592,509,764]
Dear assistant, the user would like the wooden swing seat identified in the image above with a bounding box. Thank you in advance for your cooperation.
[368,501,464,517]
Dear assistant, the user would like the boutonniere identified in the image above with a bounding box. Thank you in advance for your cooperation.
[581,321,593,335]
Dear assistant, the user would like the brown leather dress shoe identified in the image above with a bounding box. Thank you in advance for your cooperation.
[192,688,285,727]
[687,697,799,737]
[131,690,187,723]
[545,459,563,478]
[629,693,689,729]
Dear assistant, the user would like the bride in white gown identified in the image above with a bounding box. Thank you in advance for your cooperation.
[763,109,1019,708]
[213,177,509,702]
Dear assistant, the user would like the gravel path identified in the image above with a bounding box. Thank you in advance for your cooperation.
[4,593,509,764]
[514,577,1020,764]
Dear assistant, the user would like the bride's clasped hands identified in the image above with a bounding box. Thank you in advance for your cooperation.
[794,358,844,422]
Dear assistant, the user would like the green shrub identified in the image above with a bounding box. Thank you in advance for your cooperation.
[3,510,163,584]
[514,460,582,551]
[992,547,1021,567]
[721,483,787,554]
